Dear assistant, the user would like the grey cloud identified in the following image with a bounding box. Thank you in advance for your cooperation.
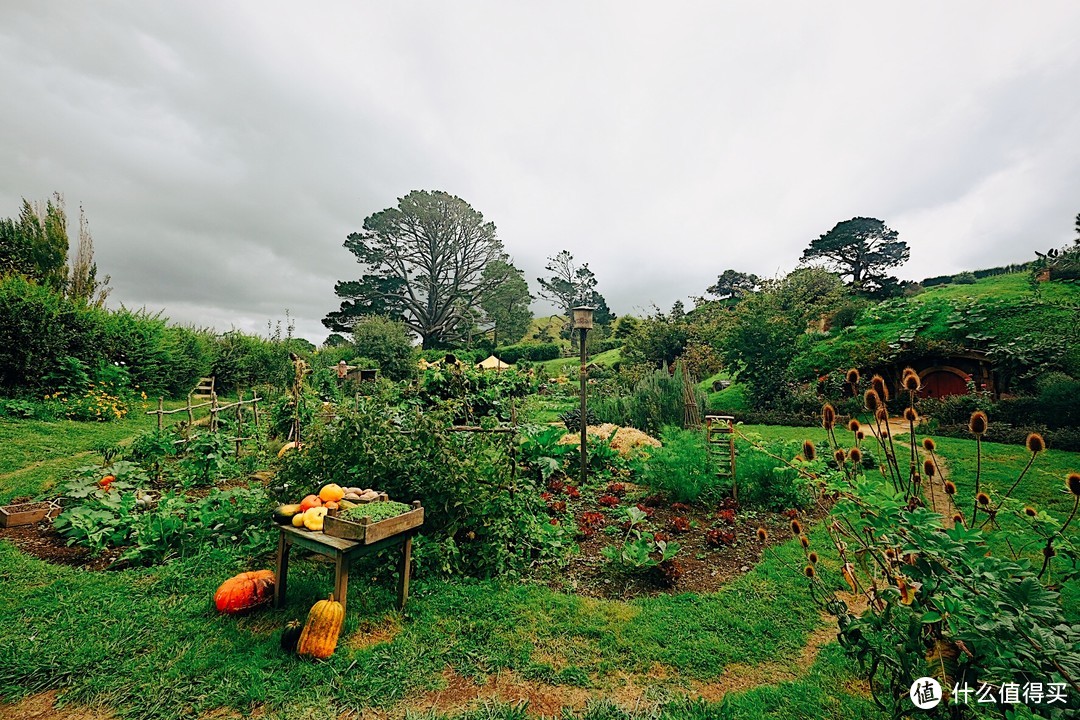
[2,2,1079,341]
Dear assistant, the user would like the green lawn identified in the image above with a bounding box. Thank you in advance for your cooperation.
[0,416,883,719]
[923,435,1080,619]
[0,399,187,503]
[5,416,1078,718]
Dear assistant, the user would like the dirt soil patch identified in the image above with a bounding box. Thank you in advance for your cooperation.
[0,691,115,720]
[0,518,121,570]
[544,494,830,599]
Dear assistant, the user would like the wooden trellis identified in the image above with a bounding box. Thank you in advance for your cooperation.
[146,390,263,457]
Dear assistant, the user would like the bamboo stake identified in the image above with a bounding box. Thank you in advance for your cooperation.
[157,397,163,431]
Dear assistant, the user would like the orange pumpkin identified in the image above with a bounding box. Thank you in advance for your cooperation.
[214,570,275,614]
[299,494,322,512]
[319,484,345,503]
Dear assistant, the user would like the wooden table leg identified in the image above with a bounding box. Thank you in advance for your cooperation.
[397,535,413,610]
[334,552,349,614]
[273,531,290,609]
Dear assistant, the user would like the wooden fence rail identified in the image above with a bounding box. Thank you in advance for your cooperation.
[146,390,263,457]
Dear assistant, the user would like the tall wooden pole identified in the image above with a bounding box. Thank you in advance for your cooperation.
[579,326,588,488]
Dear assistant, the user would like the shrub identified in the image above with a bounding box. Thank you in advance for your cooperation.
[634,426,724,503]
[352,315,416,381]
[594,363,704,435]
[558,406,599,433]
[735,438,814,510]
[952,270,977,284]
[275,400,573,578]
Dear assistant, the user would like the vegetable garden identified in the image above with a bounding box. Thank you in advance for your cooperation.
[1,351,1078,720]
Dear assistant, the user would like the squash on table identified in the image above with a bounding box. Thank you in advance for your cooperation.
[299,494,322,512]
[297,593,344,659]
[303,506,328,531]
[273,504,303,524]
[319,484,345,503]
[214,570,275,614]
[291,512,306,528]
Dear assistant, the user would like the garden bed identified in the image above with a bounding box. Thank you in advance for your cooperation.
[544,495,828,599]
[0,518,122,570]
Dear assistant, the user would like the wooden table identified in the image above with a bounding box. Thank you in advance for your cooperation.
[272,524,416,613]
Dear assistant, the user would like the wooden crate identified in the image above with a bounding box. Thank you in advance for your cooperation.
[0,502,52,527]
[323,501,424,544]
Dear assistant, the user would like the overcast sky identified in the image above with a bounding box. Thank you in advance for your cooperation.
[2,2,1079,343]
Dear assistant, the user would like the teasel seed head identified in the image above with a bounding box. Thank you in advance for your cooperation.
[952,513,964,525]
[1068,473,1080,497]
[902,371,921,392]
[968,411,988,436]
[808,552,818,564]
[1026,433,1045,454]
[923,459,935,477]
[856,430,865,441]
[871,374,889,401]
[912,472,922,485]
[875,406,889,423]
[756,527,768,542]
[923,437,936,452]
[834,449,846,465]
[799,535,810,548]
[977,492,990,506]
[1025,506,1038,517]
[885,548,897,560]
[846,368,860,385]
[849,447,862,464]
[903,407,918,423]
[804,565,816,578]
[822,403,836,429]
[848,418,860,432]
[944,481,957,495]
[802,440,816,462]
[864,389,880,411]
[790,519,803,536]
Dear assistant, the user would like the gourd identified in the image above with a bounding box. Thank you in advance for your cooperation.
[303,506,328,531]
[291,512,306,528]
[297,593,344,659]
[299,494,322,512]
[273,504,303,524]
[319,484,345,503]
[214,570,275,614]
[280,620,303,653]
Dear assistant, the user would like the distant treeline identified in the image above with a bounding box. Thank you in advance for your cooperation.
[920,262,1034,287]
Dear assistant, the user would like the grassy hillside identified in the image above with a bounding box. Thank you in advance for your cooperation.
[789,272,1080,382]
[535,347,622,375]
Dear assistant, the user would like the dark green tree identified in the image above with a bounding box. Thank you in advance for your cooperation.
[706,269,760,299]
[800,217,908,293]
[479,259,533,346]
[352,315,415,381]
[719,268,847,406]
[0,194,69,290]
[324,191,505,348]
[536,250,614,345]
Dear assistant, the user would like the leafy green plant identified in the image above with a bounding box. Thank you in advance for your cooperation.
[634,425,723,503]
[178,431,237,487]
[276,399,574,578]
[788,369,1080,717]
[602,506,681,575]
[340,500,411,523]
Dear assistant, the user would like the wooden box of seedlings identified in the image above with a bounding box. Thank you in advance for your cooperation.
[323,499,424,544]
[0,501,55,528]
